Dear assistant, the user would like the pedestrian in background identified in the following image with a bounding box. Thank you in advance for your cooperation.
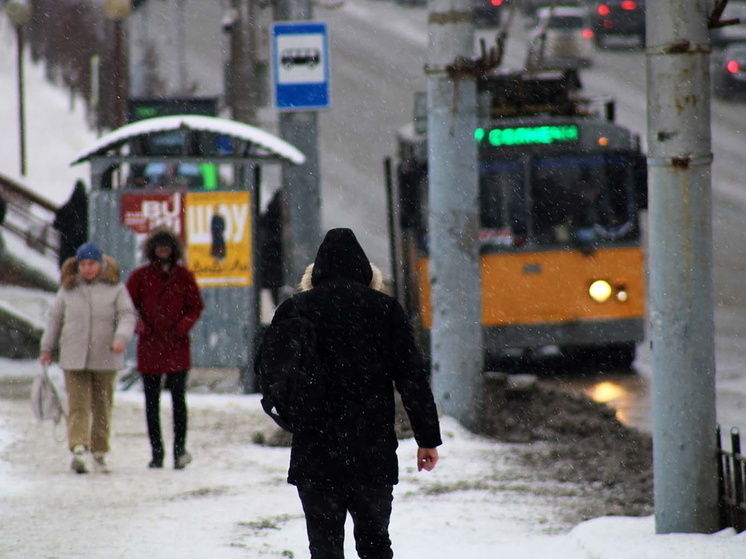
[53,180,88,269]
[258,189,284,305]
[40,242,136,474]
[126,227,204,470]
[267,228,441,559]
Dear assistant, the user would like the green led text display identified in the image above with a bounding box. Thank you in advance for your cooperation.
[475,125,579,146]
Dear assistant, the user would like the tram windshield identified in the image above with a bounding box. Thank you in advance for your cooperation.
[479,153,639,249]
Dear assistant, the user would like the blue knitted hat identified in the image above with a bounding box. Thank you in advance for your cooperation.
[75,242,104,263]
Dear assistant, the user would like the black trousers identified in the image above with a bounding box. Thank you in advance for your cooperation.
[141,371,188,460]
[297,483,394,559]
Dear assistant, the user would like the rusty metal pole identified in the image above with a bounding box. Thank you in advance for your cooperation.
[427,0,483,430]
[647,0,719,534]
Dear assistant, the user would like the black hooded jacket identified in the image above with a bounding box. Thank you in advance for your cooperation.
[269,228,442,487]
[53,181,88,268]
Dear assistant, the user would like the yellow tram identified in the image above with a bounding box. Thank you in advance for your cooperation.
[390,68,647,369]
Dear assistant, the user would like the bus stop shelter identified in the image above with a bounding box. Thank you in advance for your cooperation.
[71,115,305,392]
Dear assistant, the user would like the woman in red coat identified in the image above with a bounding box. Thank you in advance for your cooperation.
[126,227,204,470]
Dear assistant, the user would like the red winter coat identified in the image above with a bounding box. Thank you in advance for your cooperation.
[126,262,204,374]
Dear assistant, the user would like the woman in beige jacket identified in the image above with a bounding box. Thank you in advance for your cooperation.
[40,242,136,474]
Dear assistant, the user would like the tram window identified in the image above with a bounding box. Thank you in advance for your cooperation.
[417,173,429,246]
[478,153,640,247]
[529,154,638,244]
[398,166,425,229]
[480,169,524,234]
[531,168,569,243]
[480,174,502,228]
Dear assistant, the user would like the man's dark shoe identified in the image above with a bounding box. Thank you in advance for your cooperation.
[148,457,164,469]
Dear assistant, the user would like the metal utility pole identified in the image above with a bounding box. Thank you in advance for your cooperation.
[273,0,322,289]
[15,24,27,176]
[426,0,483,430]
[230,0,259,124]
[112,19,128,128]
[175,0,188,93]
[104,0,131,128]
[129,1,148,98]
[647,0,718,534]
[5,0,32,176]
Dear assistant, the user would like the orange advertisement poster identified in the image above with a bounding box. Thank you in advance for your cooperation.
[184,191,252,288]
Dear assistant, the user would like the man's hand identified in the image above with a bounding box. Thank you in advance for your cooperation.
[417,447,439,472]
[112,340,126,354]
[39,351,52,366]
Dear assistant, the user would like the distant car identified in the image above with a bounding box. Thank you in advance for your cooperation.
[521,0,581,17]
[588,0,646,48]
[527,6,594,69]
[711,2,746,49]
[474,0,510,28]
[712,43,746,100]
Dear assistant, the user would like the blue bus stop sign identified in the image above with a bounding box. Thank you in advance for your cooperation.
[271,22,331,111]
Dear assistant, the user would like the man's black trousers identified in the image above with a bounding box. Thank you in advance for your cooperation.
[297,483,394,559]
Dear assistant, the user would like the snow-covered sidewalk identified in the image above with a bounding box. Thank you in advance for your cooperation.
[0,365,743,559]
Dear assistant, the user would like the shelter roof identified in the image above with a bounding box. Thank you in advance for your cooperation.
[70,115,306,166]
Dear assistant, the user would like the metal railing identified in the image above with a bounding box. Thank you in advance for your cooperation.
[718,425,746,532]
[0,173,59,261]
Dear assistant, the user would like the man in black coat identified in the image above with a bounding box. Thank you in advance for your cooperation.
[53,181,88,269]
[268,228,441,559]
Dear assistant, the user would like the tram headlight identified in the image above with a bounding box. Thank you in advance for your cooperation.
[616,289,628,302]
[589,280,613,303]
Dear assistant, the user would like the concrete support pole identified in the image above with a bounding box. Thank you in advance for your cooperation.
[274,0,322,288]
[427,0,483,430]
[646,0,719,534]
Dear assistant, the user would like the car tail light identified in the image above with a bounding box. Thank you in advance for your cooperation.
[726,60,741,73]
[621,0,637,9]
[491,0,503,5]
[598,4,611,16]
[582,28,594,40]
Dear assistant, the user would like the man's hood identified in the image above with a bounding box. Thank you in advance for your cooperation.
[302,228,381,290]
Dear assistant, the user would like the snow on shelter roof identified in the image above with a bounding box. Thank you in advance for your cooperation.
[70,115,306,166]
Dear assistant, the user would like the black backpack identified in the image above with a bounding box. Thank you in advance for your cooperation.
[256,296,327,433]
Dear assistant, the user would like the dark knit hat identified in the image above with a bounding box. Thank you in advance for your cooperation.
[75,242,104,263]
[310,228,373,287]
